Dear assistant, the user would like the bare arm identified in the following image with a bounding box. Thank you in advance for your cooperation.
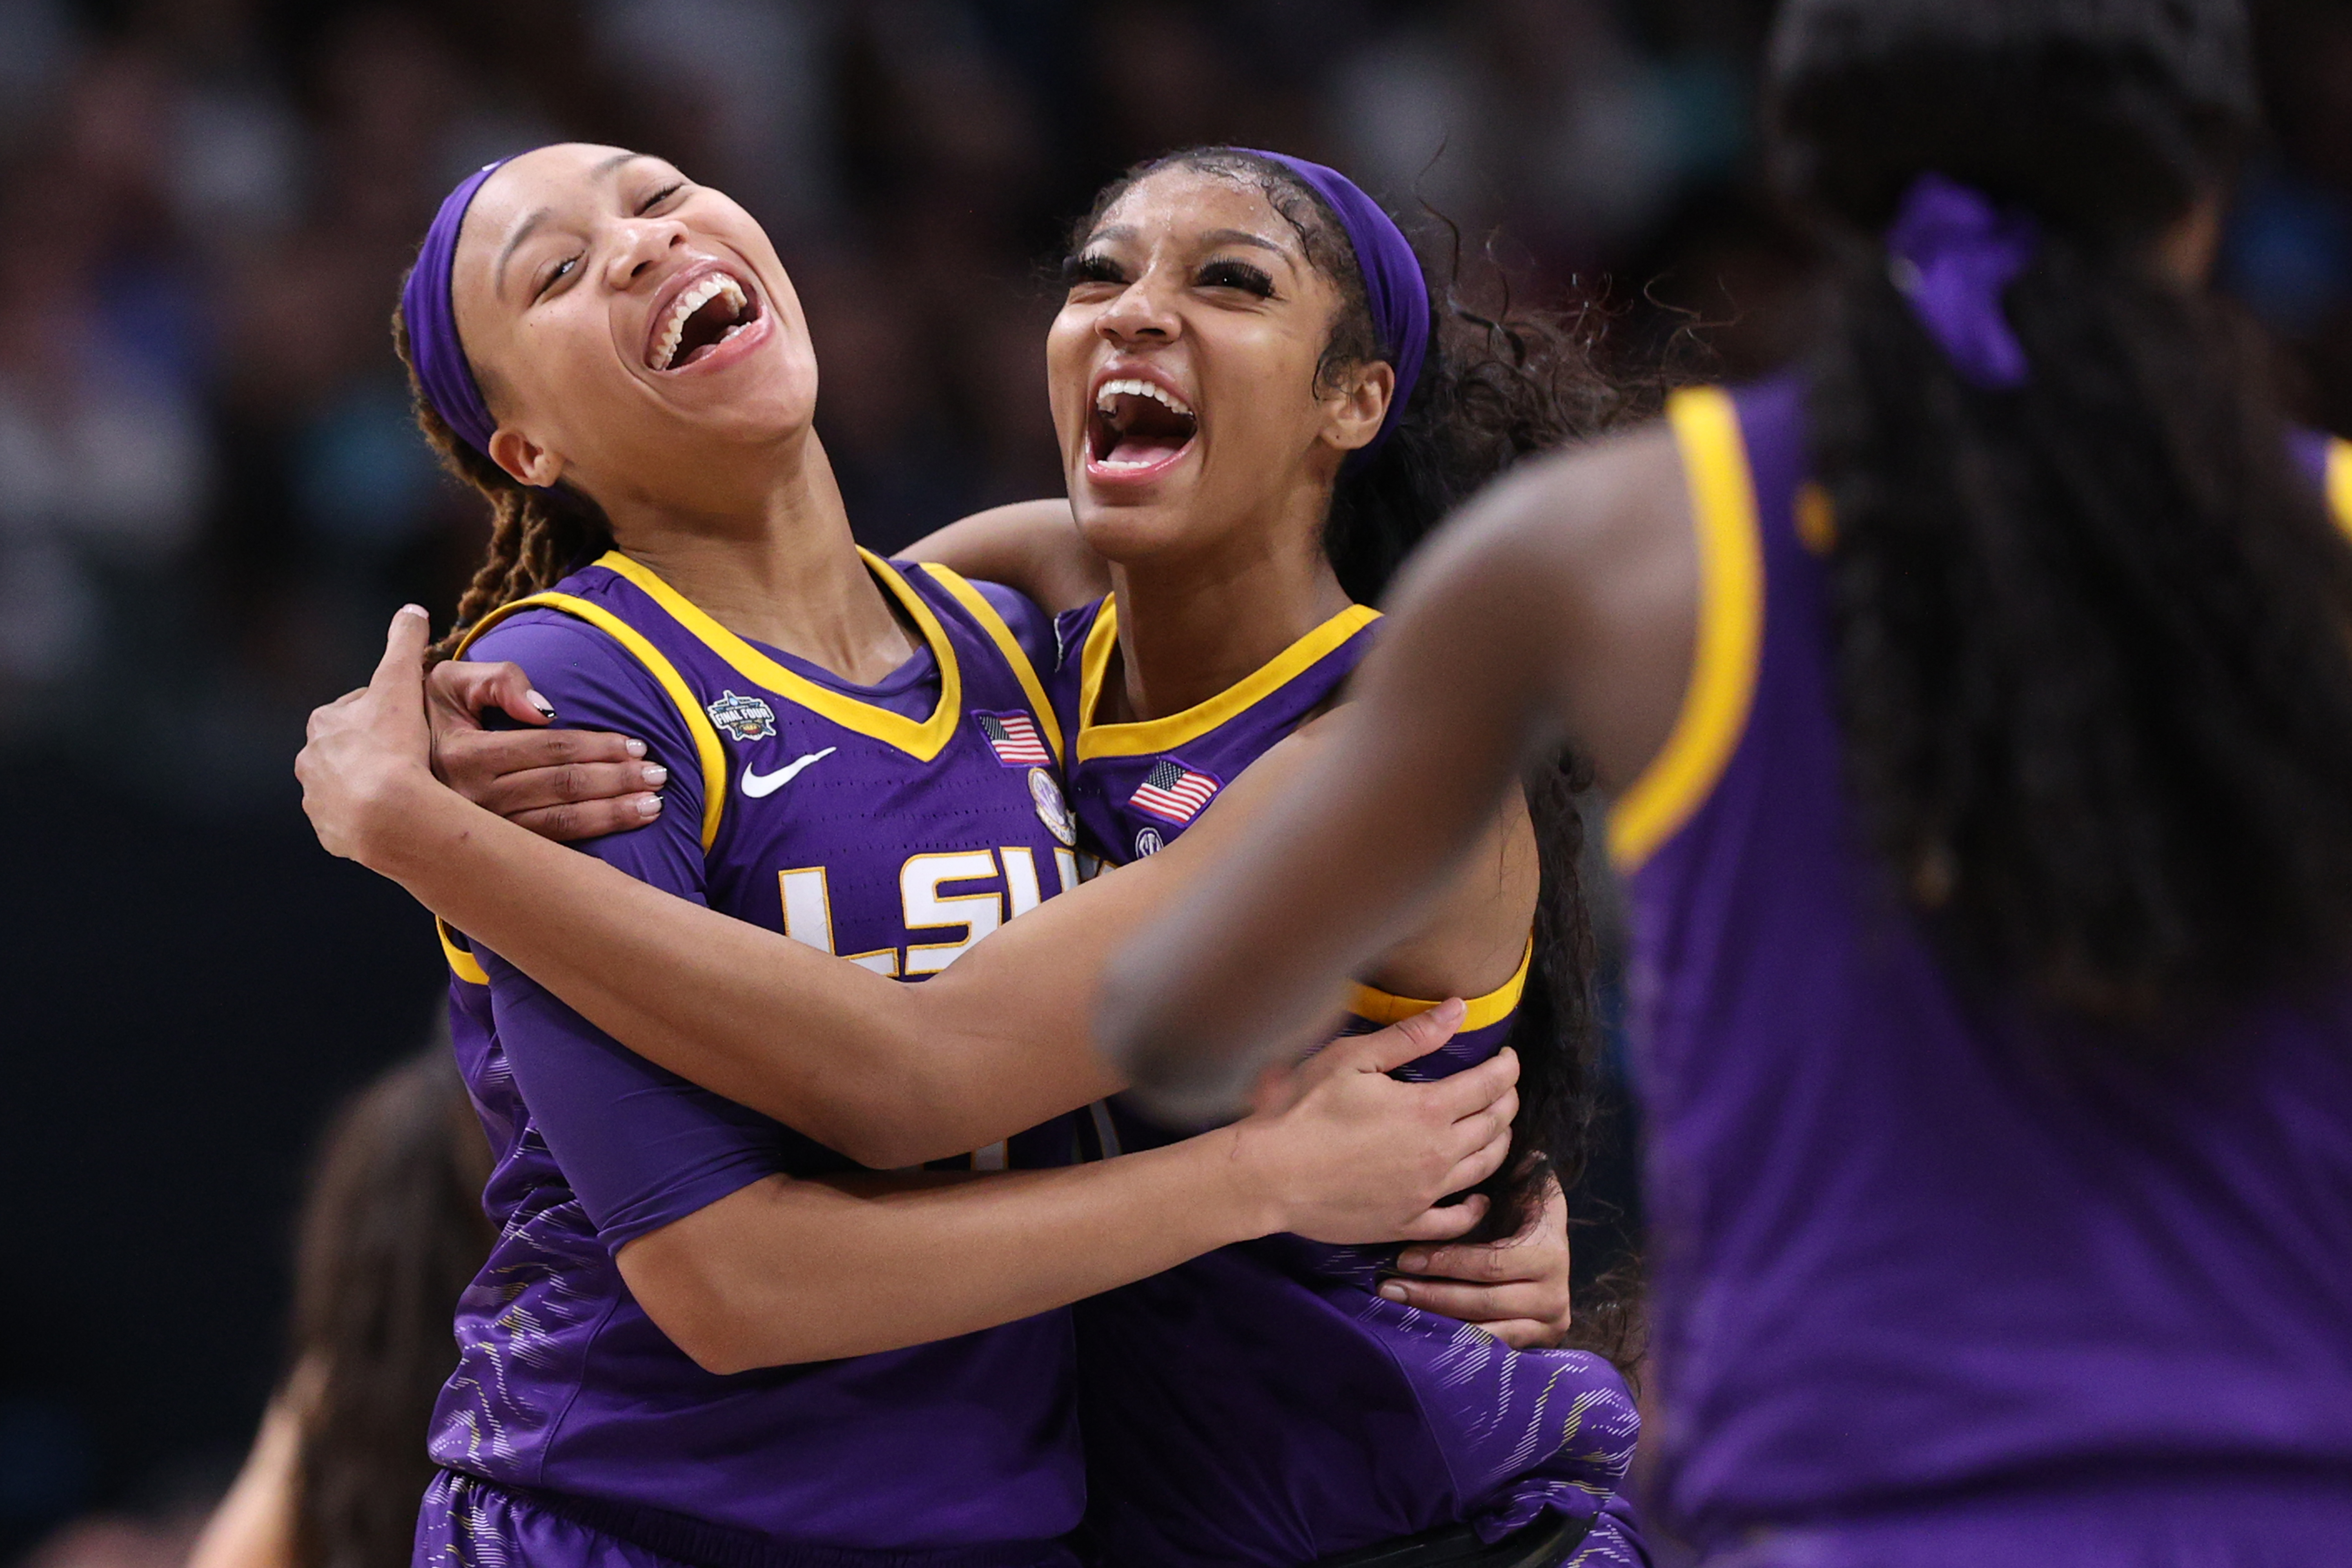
[1097,426,1698,1117]
[302,613,1507,1165]
[621,1010,1516,1373]
[185,1376,309,1568]
[900,498,1110,613]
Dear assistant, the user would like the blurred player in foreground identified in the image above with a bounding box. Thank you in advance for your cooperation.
[1094,1,2352,1563]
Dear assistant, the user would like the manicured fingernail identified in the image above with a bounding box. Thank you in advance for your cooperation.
[624,739,648,759]
[1379,1282,1408,1302]
[641,765,668,786]
[1398,1250,1428,1272]
[399,603,428,620]
[637,795,663,817]
[527,689,555,718]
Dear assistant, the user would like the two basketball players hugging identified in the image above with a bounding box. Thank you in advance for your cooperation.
[294,131,1643,1568]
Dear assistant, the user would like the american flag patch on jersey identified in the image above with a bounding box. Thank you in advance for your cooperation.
[977,711,1052,768]
[1130,759,1221,825]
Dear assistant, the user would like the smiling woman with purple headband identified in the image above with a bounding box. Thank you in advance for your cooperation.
[306,141,1544,1568]
[301,147,1646,1566]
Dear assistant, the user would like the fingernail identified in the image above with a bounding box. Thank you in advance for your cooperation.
[399,603,429,620]
[526,689,556,718]
[1378,1282,1408,1302]
[624,739,648,759]
[636,795,663,817]
[641,765,668,786]
[1398,1249,1428,1272]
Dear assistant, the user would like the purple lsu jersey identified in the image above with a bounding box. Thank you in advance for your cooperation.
[429,550,1086,1568]
[1050,598,1644,1566]
[1619,379,2352,1560]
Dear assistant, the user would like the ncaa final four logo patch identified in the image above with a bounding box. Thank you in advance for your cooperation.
[706,690,778,742]
[1029,767,1077,847]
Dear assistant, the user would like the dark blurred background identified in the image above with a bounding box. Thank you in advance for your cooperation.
[9,1,2352,1562]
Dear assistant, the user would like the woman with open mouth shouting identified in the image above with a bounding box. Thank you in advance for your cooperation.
[301,141,1534,1568]
[912,148,1648,1568]
[299,147,1642,1566]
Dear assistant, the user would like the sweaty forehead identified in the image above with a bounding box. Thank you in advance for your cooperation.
[1098,167,1300,254]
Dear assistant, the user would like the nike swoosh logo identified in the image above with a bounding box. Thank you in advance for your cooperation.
[742,747,836,799]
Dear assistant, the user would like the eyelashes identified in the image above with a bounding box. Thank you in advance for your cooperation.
[534,182,690,298]
[1060,252,1279,298]
[1195,259,1273,297]
[1062,252,1125,287]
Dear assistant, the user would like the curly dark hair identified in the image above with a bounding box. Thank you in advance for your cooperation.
[390,299,615,661]
[1072,149,1632,1350]
[1770,0,2352,1034]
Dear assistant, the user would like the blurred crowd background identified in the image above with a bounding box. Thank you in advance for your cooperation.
[10,0,2352,1563]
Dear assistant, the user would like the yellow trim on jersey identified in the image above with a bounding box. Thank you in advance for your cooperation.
[437,918,490,986]
[596,549,964,763]
[918,563,1064,763]
[1076,597,1383,761]
[456,592,729,849]
[1348,942,1532,1033]
[2327,439,2352,542]
[1608,385,1767,873]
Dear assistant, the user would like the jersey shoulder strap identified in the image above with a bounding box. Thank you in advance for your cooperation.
[454,585,731,850]
[2319,435,2352,540]
[1608,383,1768,875]
[907,562,1064,764]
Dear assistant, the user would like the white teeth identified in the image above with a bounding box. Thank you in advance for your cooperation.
[1092,377,1194,418]
[652,273,750,370]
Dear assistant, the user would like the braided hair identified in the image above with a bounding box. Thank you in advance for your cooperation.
[1073,151,1631,1313]
[390,292,615,660]
[1772,0,2352,1038]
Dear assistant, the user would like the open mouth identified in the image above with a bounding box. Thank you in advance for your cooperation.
[1088,377,1198,474]
[648,272,762,372]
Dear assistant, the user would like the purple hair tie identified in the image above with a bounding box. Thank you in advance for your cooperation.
[401,158,514,457]
[1885,172,2041,391]
[1238,149,1430,463]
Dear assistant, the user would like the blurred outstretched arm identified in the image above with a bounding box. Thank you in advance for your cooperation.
[1096,425,1697,1118]
[303,609,1388,1165]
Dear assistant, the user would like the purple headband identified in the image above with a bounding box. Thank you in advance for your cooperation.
[1886,172,2041,391]
[402,158,515,457]
[1237,149,1430,461]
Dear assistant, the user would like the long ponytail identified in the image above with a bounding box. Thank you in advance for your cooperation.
[1774,0,2352,1033]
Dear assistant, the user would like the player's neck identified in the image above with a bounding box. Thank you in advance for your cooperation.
[607,434,915,683]
[1103,522,1350,724]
